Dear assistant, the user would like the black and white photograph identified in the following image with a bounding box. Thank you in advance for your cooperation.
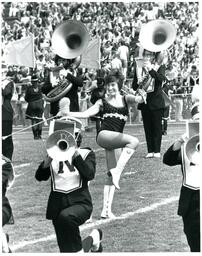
[1,1,200,253]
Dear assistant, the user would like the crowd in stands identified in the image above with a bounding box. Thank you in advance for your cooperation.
[1,2,199,126]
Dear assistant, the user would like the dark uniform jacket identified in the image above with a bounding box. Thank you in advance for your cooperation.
[35,147,96,220]
[163,144,200,217]
[2,79,14,122]
[2,155,14,226]
[132,64,166,111]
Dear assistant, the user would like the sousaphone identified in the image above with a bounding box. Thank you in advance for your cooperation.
[44,20,90,102]
[139,19,176,53]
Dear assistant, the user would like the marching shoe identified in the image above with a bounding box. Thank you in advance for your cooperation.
[153,153,161,158]
[145,153,154,158]
[101,211,116,219]
[106,212,116,219]
[101,185,116,219]
[2,233,11,253]
[90,229,103,252]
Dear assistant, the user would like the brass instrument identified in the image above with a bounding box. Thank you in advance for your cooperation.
[51,20,90,59]
[46,116,82,162]
[185,135,200,165]
[44,20,89,102]
[184,117,200,165]
[139,19,176,53]
[134,19,177,102]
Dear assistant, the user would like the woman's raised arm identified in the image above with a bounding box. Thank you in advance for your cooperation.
[68,99,102,119]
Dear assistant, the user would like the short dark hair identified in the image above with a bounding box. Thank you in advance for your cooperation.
[104,70,124,90]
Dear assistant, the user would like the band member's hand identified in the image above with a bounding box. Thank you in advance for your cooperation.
[72,149,80,159]
[129,88,136,95]
[172,133,188,151]
[136,89,147,103]
[66,69,72,75]
[135,94,145,103]
[43,155,52,168]
[143,60,153,71]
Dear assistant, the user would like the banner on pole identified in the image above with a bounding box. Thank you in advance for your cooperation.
[80,37,101,69]
[3,35,35,68]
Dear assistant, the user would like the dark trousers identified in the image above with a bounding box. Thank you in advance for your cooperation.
[182,195,200,252]
[52,204,91,252]
[31,119,42,138]
[2,196,12,226]
[141,106,164,153]
[2,121,14,160]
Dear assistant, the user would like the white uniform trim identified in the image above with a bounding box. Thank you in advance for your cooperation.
[103,113,128,121]
[181,144,200,190]
[50,148,91,194]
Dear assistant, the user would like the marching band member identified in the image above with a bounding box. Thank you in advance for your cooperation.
[161,64,177,135]
[25,74,44,140]
[2,69,15,160]
[163,97,200,252]
[2,155,15,253]
[41,55,83,116]
[132,50,166,158]
[161,77,174,135]
[35,123,102,252]
[64,70,144,218]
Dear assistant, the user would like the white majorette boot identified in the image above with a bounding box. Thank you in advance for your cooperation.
[109,148,135,189]
[101,185,116,219]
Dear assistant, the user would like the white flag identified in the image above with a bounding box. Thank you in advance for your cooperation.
[3,35,35,68]
[80,37,101,69]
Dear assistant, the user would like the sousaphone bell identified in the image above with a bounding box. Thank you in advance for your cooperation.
[185,135,200,165]
[139,19,176,52]
[51,20,90,59]
[46,116,82,162]
[46,130,76,162]
[44,20,90,103]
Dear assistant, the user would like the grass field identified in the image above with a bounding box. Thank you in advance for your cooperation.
[3,121,191,253]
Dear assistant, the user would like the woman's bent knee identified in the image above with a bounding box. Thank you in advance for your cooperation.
[128,137,139,149]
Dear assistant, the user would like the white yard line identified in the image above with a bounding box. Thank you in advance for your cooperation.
[10,196,178,251]
[14,163,31,169]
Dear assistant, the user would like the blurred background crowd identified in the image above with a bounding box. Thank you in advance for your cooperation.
[1,1,199,127]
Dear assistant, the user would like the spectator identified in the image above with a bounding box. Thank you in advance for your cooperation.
[111,51,122,73]
[117,39,129,79]
[186,65,199,93]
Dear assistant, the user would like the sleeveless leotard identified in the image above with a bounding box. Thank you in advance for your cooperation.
[98,96,129,134]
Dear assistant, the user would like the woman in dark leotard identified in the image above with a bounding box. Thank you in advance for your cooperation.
[65,70,143,218]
